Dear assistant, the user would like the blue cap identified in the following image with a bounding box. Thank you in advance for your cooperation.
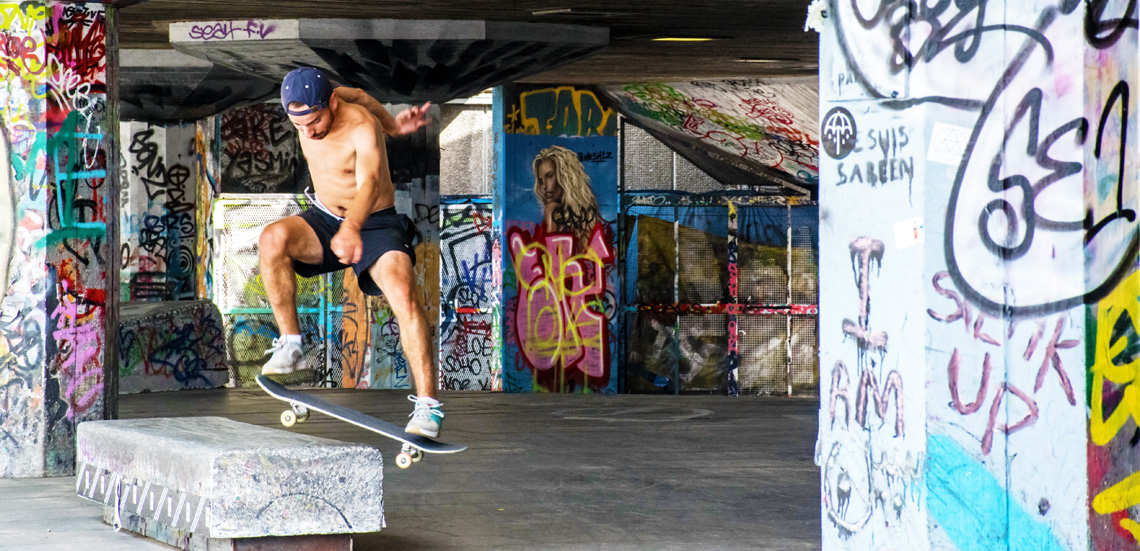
[281,67,333,116]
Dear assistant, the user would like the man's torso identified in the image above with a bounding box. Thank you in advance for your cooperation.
[298,102,394,217]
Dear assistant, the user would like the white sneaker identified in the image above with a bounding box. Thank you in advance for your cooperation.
[404,395,445,438]
[261,338,305,375]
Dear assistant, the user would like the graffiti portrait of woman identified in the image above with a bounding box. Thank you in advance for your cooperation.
[532,145,603,250]
[506,144,615,393]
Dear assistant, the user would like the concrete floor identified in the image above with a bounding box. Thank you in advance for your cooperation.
[2,388,821,550]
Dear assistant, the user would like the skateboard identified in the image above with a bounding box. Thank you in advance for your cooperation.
[256,375,466,469]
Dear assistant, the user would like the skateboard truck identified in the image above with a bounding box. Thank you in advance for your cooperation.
[280,403,311,427]
[396,444,424,468]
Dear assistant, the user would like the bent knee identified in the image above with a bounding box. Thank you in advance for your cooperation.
[259,223,293,257]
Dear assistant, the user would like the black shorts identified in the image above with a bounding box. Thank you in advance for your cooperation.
[292,207,416,296]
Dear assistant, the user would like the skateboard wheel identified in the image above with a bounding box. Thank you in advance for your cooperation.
[281,410,297,427]
[292,405,310,423]
[410,449,423,463]
[396,452,413,469]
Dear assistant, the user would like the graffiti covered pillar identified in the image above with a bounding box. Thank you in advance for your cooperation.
[120,121,198,302]
[817,0,1127,549]
[493,84,619,393]
[0,1,118,477]
[1085,2,1140,548]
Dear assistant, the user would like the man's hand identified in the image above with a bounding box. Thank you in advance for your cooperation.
[392,102,431,136]
[331,224,364,265]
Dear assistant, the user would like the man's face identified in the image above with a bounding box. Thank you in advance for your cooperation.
[288,102,335,140]
[539,159,562,205]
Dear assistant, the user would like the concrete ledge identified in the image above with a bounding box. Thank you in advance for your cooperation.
[119,300,230,393]
[76,417,384,540]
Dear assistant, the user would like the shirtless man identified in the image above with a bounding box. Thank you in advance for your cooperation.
[258,67,443,437]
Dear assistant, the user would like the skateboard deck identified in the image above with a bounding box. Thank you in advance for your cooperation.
[256,375,465,468]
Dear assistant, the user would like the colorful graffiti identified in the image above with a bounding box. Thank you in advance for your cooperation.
[497,87,618,393]
[439,199,499,391]
[508,223,613,389]
[0,2,113,476]
[622,191,818,395]
[818,0,1138,549]
[502,86,616,137]
[601,79,819,188]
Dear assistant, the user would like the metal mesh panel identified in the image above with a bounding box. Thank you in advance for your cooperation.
[737,315,788,395]
[213,194,342,388]
[790,316,819,394]
[622,122,674,190]
[790,222,819,305]
[213,195,314,312]
[738,206,789,306]
[678,209,728,305]
[440,106,491,195]
[633,213,677,304]
[675,154,726,192]
[224,312,340,387]
[678,314,728,392]
[625,311,679,393]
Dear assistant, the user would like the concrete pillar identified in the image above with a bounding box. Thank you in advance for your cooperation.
[817,1,1134,549]
[0,1,119,477]
[120,121,198,301]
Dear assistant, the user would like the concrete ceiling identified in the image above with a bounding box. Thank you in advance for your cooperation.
[117,0,819,84]
[167,19,608,104]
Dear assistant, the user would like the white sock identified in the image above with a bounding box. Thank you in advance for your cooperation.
[284,334,302,345]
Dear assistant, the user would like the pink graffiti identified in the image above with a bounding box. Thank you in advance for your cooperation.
[929,271,1073,454]
[50,285,102,420]
[508,224,613,378]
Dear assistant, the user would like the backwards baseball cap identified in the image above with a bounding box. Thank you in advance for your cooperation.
[281,67,334,116]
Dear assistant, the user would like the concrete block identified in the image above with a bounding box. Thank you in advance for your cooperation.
[76,417,384,539]
[119,300,230,393]
[103,508,351,551]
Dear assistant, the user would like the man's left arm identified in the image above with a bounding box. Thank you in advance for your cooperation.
[334,86,431,137]
[329,125,383,265]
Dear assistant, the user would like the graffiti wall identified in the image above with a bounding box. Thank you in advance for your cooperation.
[120,121,198,301]
[0,2,115,476]
[1085,1,1140,548]
[438,197,499,391]
[818,1,1137,549]
[218,103,305,194]
[602,79,819,191]
[494,85,619,394]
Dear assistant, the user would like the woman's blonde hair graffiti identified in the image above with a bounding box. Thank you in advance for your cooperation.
[532,145,601,247]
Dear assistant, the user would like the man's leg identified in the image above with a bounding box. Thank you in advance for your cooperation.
[368,249,444,437]
[367,250,436,400]
[258,216,324,373]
